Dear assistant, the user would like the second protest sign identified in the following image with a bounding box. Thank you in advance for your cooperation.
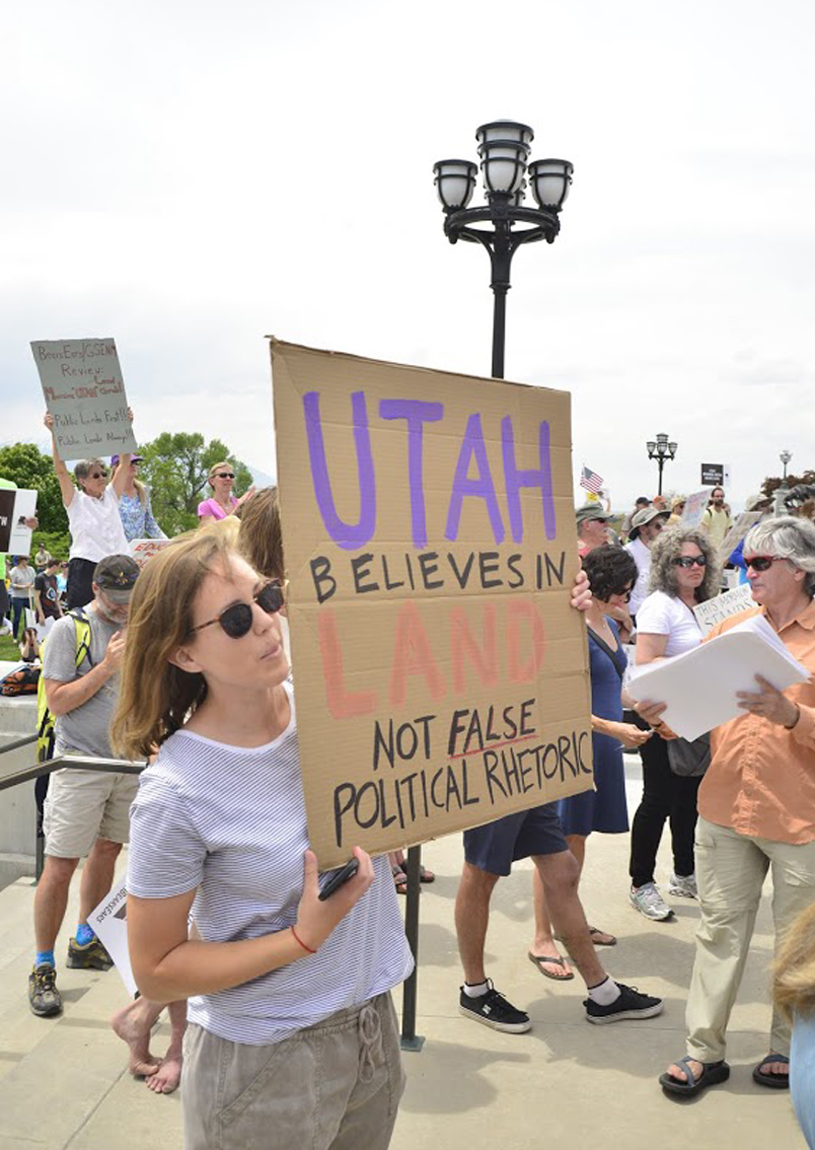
[272,340,592,867]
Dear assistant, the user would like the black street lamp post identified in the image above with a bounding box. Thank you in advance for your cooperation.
[646,433,678,496]
[434,122,573,379]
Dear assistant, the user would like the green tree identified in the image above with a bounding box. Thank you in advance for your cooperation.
[0,442,69,534]
[139,433,254,536]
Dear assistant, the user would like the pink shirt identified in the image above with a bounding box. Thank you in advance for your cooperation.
[197,496,238,521]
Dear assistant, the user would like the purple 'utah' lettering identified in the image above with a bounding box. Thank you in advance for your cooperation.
[502,417,557,542]
[303,390,376,550]
[379,399,444,548]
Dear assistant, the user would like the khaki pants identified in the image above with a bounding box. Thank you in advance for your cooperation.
[686,816,815,1063]
[182,992,405,1150]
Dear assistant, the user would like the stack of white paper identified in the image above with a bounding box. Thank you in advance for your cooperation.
[627,614,809,739]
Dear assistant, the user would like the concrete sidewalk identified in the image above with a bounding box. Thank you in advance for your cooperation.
[0,767,805,1149]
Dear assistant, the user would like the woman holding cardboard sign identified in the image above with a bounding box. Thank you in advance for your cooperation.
[44,411,132,609]
[112,530,412,1150]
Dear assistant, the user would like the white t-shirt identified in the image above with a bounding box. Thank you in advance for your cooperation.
[127,681,414,1046]
[635,590,703,658]
[66,486,129,563]
[625,537,651,616]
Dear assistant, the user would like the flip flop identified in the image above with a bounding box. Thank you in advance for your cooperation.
[392,865,408,895]
[527,951,575,981]
[419,865,436,883]
[659,1057,730,1097]
[752,1053,789,1089]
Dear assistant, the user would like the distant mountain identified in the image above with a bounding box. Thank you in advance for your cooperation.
[246,463,277,489]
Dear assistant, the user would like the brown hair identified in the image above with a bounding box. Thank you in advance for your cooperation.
[238,486,285,582]
[111,529,239,759]
[774,902,815,1020]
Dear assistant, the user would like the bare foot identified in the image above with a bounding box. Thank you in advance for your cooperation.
[145,1046,182,1094]
[665,1058,704,1083]
[529,936,573,979]
[111,998,163,1078]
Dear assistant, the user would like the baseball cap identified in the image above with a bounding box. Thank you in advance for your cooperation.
[110,454,144,467]
[745,493,772,512]
[93,555,140,602]
[576,503,611,526]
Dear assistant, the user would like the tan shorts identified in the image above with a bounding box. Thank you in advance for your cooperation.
[43,767,139,859]
[182,992,405,1150]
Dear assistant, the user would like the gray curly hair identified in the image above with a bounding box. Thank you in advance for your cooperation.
[647,524,720,602]
[743,516,815,597]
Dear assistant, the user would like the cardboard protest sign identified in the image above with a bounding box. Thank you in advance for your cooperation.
[130,538,173,567]
[717,511,763,563]
[31,339,137,461]
[272,340,592,868]
[682,489,711,528]
[89,882,137,996]
[0,489,37,555]
[693,583,756,635]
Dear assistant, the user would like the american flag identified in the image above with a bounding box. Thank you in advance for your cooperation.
[580,465,604,494]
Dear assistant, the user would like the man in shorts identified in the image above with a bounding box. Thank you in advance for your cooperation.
[29,554,139,1017]
[455,804,664,1031]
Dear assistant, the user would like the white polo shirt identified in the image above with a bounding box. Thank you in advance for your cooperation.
[66,486,129,563]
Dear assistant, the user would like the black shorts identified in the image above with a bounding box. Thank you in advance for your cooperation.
[463,802,569,877]
[66,557,96,610]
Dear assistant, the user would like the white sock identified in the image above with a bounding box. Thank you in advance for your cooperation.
[464,980,489,998]
[587,976,621,1006]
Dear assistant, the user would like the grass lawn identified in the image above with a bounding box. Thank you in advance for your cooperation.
[0,632,23,662]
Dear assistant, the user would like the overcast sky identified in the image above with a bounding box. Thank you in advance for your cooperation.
[2,0,813,512]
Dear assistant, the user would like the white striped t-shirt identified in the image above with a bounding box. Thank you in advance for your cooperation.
[127,682,413,1045]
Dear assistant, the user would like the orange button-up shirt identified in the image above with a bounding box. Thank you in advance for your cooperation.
[699,600,815,844]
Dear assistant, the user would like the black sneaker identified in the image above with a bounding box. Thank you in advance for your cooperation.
[584,982,663,1024]
[67,936,113,971]
[459,980,531,1033]
[29,963,63,1017]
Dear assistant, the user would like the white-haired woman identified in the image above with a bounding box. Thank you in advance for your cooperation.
[651,517,815,1097]
[44,412,132,609]
[628,525,720,921]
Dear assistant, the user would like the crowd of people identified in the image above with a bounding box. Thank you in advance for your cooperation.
[2,434,815,1148]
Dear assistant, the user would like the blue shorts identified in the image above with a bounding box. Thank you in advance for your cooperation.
[463,802,569,877]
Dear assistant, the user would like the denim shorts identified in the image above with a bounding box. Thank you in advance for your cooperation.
[463,802,568,877]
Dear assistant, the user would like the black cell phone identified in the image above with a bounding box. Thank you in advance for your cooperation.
[318,858,360,901]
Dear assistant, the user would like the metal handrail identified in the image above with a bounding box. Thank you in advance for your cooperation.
[0,753,146,792]
[0,733,38,756]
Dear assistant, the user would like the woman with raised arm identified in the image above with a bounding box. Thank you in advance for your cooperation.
[44,412,132,609]
[197,461,255,523]
[111,530,412,1150]
[109,453,166,542]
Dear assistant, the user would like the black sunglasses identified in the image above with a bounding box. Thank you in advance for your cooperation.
[215,472,235,480]
[188,581,286,639]
[744,555,782,572]
[90,470,108,479]
[673,555,707,568]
